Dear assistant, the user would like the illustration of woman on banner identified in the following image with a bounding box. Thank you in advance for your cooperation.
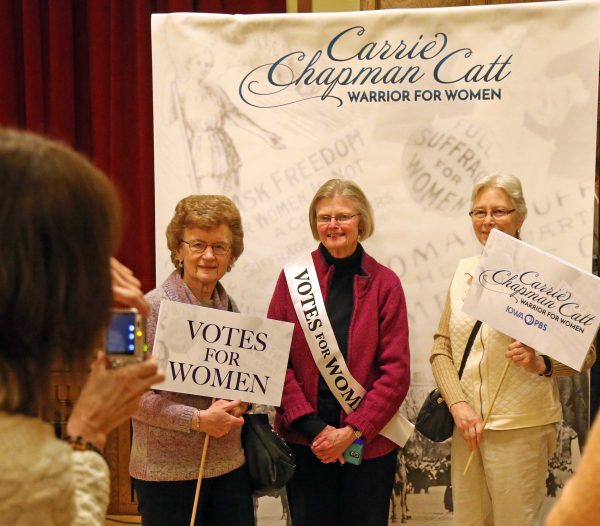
[167,50,284,202]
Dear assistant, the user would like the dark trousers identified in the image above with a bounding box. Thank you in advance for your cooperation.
[286,443,397,526]
[133,465,255,526]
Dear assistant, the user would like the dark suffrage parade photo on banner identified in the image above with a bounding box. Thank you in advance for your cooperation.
[152,300,293,406]
[151,1,600,523]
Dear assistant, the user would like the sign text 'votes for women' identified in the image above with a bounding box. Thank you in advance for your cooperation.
[152,300,293,406]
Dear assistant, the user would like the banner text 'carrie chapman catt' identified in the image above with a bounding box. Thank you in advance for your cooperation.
[240,27,512,107]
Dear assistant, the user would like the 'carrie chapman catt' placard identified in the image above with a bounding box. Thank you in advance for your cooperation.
[463,229,600,371]
[151,300,293,406]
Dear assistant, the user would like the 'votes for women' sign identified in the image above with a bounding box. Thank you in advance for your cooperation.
[152,300,294,406]
[463,230,600,371]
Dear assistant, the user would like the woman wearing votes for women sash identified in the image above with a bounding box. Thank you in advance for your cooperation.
[268,179,410,526]
[430,173,595,526]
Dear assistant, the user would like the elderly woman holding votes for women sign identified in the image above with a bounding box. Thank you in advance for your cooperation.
[130,195,254,526]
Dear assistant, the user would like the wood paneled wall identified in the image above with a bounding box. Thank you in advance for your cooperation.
[45,372,137,514]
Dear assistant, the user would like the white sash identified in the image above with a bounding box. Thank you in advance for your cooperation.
[284,253,414,447]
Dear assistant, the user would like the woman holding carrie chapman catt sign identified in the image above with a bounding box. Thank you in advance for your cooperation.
[267,178,411,526]
[429,173,596,526]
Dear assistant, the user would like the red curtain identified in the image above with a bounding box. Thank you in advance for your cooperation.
[0,0,285,291]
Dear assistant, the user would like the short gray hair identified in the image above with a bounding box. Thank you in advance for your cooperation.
[471,172,527,220]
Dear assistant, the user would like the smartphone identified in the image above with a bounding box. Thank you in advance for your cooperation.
[343,438,364,466]
[105,308,145,367]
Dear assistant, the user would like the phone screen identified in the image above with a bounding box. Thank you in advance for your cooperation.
[106,311,137,355]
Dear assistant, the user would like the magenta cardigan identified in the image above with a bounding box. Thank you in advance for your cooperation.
[267,247,410,459]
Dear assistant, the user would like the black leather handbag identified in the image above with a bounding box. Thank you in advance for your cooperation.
[242,413,296,493]
[415,321,482,442]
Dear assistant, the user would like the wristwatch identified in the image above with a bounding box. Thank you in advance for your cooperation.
[538,355,553,377]
[349,425,363,439]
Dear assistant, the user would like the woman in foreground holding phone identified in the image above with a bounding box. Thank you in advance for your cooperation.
[0,128,164,526]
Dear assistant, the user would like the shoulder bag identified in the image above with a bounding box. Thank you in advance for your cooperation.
[415,320,482,442]
[242,413,296,493]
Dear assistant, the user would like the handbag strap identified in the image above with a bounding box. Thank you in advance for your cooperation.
[457,320,482,379]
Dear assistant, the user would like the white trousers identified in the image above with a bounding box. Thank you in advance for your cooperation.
[451,423,556,526]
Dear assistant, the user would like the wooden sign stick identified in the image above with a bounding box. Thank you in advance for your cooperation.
[463,361,511,475]
[189,397,215,526]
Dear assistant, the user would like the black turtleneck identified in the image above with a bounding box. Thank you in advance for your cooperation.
[320,243,363,358]
[291,244,364,441]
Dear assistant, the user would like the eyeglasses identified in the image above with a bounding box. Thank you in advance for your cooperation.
[469,208,516,220]
[181,240,231,255]
[316,213,360,224]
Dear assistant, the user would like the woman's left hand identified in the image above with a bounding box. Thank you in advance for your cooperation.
[67,353,165,450]
[506,340,545,375]
[311,425,356,464]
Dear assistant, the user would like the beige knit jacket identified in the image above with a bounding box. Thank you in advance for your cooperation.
[0,412,109,526]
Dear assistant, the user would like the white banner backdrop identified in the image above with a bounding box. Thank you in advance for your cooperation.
[152,1,599,519]
[152,0,599,388]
